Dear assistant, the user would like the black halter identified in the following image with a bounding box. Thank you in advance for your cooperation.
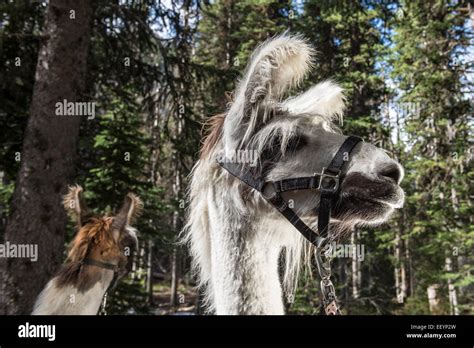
[217,135,363,314]
[82,258,119,272]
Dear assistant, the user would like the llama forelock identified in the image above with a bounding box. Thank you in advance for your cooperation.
[55,217,119,291]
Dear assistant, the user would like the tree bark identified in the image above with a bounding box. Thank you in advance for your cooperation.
[447,175,459,315]
[445,256,459,315]
[169,247,180,309]
[469,2,474,29]
[146,240,154,305]
[394,224,407,303]
[0,0,92,314]
[169,144,182,309]
[427,284,442,314]
[351,229,361,299]
[195,288,205,315]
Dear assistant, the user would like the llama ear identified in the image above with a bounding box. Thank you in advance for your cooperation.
[225,34,314,145]
[282,80,346,124]
[63,185,91,227]
[112,193,143,233]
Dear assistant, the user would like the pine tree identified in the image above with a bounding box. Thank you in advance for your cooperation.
[391,0,473,314]
[195,0,293,114]
[79,99,166,314]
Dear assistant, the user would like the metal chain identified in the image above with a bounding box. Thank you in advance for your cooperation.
[315,239,341,315]
[98,271,118,315]
[98,291,108,316]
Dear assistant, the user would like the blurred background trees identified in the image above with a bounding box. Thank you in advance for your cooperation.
[0,0,472,314]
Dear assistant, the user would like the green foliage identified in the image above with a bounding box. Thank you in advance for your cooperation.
[195,0,293,114]
[287,272,321,315]
[107,278,151,315]
[390,0,473,314]
[77,99,169,314]
[402,294,431,315]
[81,99,167,237]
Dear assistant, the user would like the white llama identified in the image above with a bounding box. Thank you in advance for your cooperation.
[184,34,404,315]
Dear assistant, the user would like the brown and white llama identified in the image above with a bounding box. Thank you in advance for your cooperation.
[32,185,141,315]
[184,34,404,314]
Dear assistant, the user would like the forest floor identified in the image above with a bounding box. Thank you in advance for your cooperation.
[151,282,197,315]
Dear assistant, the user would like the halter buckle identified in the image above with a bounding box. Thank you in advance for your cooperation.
[317,167,340,194]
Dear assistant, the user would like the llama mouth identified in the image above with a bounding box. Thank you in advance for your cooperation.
[332,188,404,223]
[355,192,404,209]
[338,172,405,210]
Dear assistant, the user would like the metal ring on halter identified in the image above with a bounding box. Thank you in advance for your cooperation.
[317,167,341,194]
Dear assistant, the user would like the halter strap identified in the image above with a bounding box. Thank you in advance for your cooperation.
[218,135,362,246]
[81,258,118,272]
[218,135,363,315]
[318,135,363,235]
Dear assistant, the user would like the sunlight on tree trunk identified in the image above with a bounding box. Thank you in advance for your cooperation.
[146,240,154,306]
[351,230,361,299]
[427,284,442,315]
[445,257,459,315]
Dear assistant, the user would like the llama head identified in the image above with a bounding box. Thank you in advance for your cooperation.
[58,185,141,289]
[110,192,142,264]
[218,34,404,233]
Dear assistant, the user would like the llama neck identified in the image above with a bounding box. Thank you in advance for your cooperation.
[210,220,285,315]
[32,266,114,315]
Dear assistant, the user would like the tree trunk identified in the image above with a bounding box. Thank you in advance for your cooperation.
[393,105,406,305]
[0,0,92,314]
[406,233,414,297]
[146,240,154,305]
[131,245,138,281]
[0,174,10,238]
[351,229,361,299]
[195,288,205,315]
[445,256,459,315]
[427,284,442,314]
[169,149,182,309]
[394,226,407,304]
[446,175,459,315]
[169,247,180,309]
[469,2,474,29]
[340,259,350,303]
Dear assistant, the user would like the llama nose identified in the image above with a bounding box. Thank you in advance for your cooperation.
[377,163,402,184]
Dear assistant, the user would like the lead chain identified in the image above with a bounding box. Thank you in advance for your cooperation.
[99,291,108,316]
[315,240,341,315]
